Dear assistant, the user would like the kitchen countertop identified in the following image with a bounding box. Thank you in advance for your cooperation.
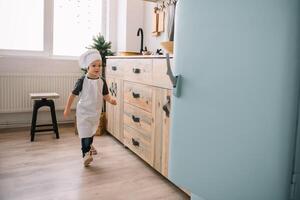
[106,55,173,59]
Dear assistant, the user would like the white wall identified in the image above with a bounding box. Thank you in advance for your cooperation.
[112,0,166,53]
[114,0,144,52]
[117,0,127,51]
[126,0,144,52]
[0,56,79,73]
[143,2,168,53]
[0,56,80,129]
[106,0,118,52]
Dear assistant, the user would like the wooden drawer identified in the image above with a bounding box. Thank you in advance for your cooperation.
[123,59,152,83]
[106,59,124,77]
[152,59,174,89]
[124,81,153,113]
[124,103,154,134]
[124,125,152,165]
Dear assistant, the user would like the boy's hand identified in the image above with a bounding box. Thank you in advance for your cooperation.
[63,108,71,119]
[103,94,117,105]
[110,99,117,105]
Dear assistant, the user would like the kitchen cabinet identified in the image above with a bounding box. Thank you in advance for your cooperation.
[106,76,123,142]
[153,88,171,177]
[106,56,172,176]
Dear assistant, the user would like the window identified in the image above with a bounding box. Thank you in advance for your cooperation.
[53,0,102,56]
[0,0,104,57]
[0,0,44,51]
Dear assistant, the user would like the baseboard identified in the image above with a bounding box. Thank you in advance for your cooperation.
[0,121,74,130]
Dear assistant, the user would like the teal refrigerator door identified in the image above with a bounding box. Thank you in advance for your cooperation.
[294,108,300,200]
[169,0,300,200]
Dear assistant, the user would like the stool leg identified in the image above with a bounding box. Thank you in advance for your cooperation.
[30,101,39,142]
[49,100,59,139]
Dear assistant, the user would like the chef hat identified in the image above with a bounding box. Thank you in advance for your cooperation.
[78,49,102,69]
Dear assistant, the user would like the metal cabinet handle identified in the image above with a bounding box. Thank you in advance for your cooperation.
[109,83,114,94]
[132,68,141,74]
[114,82,117,97]
[162,95,171,118]
[110,82,117,97]
[132,92,140,98]
[112,66,117,71]
[132,138,139,146]
[132,115,140,123]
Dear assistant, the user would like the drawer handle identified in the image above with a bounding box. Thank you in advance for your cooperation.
[111,66,117,71]
[132,92,140,98]
[132,115,140,123]
[132,138,139,146]
[132,68,141,74]
[110,82,117,97]
[162,95,171,118]
[162,104,170,118]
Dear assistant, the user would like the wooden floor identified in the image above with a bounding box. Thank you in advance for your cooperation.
[0,126,190,200]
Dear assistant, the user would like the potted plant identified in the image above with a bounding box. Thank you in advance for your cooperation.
[88,33,114,136]
[86,33,114,75]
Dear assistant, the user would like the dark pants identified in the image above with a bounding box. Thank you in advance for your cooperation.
[81,136,94,157]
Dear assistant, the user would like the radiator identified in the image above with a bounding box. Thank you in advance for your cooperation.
[0,73,81,113]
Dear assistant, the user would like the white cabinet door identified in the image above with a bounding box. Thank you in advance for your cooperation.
[106,77,114,135]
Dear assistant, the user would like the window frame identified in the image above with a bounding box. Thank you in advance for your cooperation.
[0,0,106,59]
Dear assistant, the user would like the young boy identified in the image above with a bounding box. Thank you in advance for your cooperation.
[64,49,117,167]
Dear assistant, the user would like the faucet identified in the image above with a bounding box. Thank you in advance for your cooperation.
[137,28,144,54]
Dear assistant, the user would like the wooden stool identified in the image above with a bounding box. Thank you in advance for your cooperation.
[30,93,60,142]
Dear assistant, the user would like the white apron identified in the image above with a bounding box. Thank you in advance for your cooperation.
[76,75,103,138]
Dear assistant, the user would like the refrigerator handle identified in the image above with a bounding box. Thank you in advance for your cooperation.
[166,53,181,97]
